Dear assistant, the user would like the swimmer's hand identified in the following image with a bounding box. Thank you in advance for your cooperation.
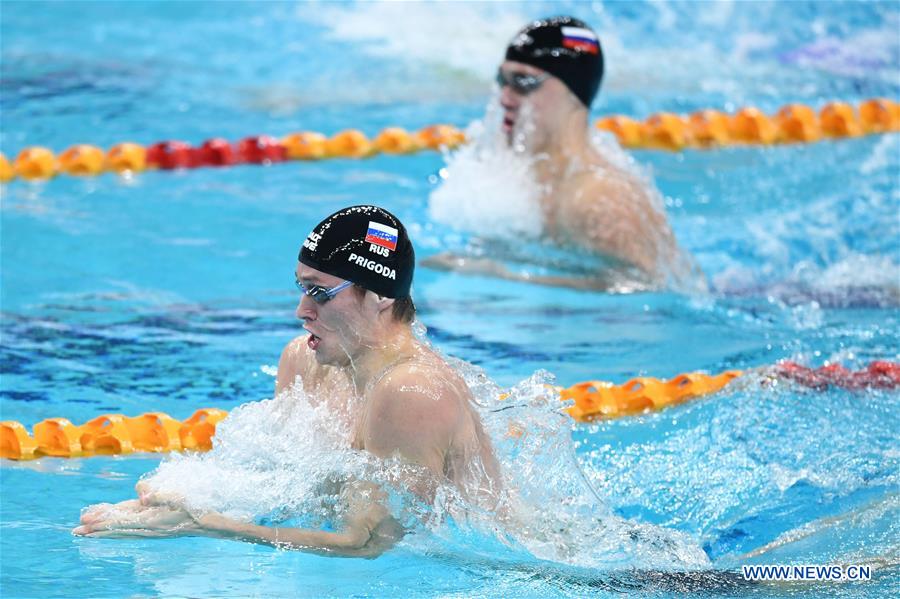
[73,499,199,538]
[135,480,185,509]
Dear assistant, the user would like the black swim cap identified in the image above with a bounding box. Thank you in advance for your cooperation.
[298,205,414,299]
[504,16,604,108]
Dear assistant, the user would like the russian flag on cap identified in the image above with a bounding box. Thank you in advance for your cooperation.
[365,221,398,251]
[561,26,599,55]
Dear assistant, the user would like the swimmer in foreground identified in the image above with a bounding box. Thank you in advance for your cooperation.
[425,16,700,291]
[74,205,503,557]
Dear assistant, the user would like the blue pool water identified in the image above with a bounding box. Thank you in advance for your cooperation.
[2,1,899,597]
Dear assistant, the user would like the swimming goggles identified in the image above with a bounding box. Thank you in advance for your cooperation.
[295,279,353,304]
[496,69,550,95]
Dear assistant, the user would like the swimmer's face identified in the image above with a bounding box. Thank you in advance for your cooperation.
[498,60,578,149]
[295,263,380,367]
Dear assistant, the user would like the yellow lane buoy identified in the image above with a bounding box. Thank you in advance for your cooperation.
[59,144,106,176]
[644,112,691,151]
[14,146,57,180]
[820,101,863,138]
[282,132,328,160]
[1,421,39,460]
[596,115,645,148]
[105,142,147,174]
[729,107,777,145]
[858,98,899,134]
[33,418,82,457]
[688,109,731,147]
[0,152,15,183]
[2,99,896,184]
[415,124,465,150]
[325,129,375,158]
[373,127,420,154]
[774,104,821,143]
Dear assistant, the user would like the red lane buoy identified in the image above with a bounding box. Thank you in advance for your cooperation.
[146,141,196,170]
[775,360,900,390]
[197,138,236,167]
[237,135,286,164]
[858,361,900,388]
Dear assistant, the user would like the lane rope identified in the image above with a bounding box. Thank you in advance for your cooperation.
[2,361,897,460]
[1,98,896,183]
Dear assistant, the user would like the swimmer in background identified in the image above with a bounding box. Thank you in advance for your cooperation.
[425,16,701,292]
[74,205,503,557]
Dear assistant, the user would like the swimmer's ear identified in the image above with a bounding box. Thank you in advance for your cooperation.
[374,294,395,314]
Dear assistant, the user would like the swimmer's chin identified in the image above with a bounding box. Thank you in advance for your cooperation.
[307,339,349,367]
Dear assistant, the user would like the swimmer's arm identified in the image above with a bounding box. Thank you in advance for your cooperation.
[421,253,646,293]
[197,482,402,558]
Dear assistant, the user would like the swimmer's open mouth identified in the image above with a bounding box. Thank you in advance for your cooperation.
[502,116,516,132]
[307,333,321,350]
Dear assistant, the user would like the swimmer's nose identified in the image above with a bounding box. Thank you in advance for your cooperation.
[296,294,316,321]
[500,85,520,110]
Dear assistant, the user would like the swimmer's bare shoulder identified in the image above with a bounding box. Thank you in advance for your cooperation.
[361,355,471,472]
[362,353,502,499]
[563,165,674,275]
[275,335,341,395]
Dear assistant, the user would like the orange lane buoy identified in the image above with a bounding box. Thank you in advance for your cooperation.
[0,152,14,183]
[14,147,57,180]
[105,142,147,174]
[644,112,691,151]
[774,104,821,143]
[729,107,777,145]
[596,115,645,148]
[415,125,465,150]
[374,127,419,154]
[59,144,106,176]
[688,110,731,147]
[179,408,229,451]
[79,415,134,455]
[858,98,899,134]
[33,418,83,457]
[1,421,39,460]
[819,102,863,138]
[282,132,328,160]
[125,413,183,453]
[325,129,374,158]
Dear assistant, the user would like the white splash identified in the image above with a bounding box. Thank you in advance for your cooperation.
[140,358,710,570]
[428,105,546,241]
[426,152,543,241]
[144,387,364,522]
[815,254,900,290]
[300,2,528,80]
